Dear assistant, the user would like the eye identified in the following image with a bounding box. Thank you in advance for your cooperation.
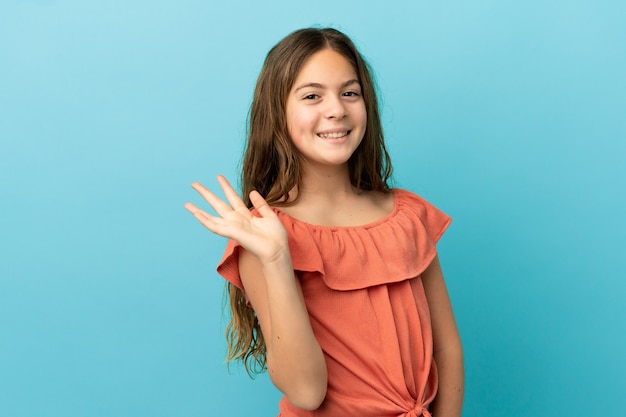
[343,91,360,97]
[304,94,320,100]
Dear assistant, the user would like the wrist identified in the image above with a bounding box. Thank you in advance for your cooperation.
[260,246,293,271]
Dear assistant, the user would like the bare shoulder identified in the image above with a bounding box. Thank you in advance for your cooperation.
[336,190,394,226]
[365,189,395,212]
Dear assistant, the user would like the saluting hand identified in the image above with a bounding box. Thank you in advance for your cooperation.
[184,175,289,265]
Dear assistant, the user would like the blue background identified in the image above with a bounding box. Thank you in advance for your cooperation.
[1,1,625,416]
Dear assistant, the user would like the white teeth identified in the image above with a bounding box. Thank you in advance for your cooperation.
[318,131,348,139]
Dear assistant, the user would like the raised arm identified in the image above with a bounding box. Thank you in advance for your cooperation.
[421,255,464,417]
[185,176,327,410]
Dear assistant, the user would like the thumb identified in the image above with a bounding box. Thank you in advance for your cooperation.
[249,190,274,217]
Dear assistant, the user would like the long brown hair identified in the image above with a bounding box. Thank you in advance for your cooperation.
[226,27,393,375]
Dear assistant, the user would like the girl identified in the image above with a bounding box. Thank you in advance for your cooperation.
[185,28,464,417]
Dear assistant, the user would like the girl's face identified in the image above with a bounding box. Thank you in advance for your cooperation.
[285,48,367,170]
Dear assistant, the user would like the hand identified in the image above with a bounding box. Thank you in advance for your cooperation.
[185,175,289,264]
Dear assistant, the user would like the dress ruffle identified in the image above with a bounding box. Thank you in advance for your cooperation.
[217,189,451,292]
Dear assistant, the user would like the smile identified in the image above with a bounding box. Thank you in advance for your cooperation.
[317,130,350,139]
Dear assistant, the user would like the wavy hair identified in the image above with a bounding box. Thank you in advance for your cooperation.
[225,27,393,376]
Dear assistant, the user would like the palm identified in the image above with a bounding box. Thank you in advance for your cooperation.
[185,176,288,263]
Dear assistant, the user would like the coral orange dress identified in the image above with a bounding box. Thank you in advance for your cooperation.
[217,189,451,417]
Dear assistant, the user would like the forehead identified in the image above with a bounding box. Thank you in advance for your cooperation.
[293,48,358,85]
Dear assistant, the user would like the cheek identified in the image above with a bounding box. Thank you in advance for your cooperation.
[288,109,316,137]
[356,103,367,127]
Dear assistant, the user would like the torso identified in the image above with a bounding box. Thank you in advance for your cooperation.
[218,189,452,416]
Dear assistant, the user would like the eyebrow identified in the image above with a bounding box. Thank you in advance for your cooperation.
[294,79,360,92]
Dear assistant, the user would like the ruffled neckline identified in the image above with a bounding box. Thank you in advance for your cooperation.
[270,189,451,291]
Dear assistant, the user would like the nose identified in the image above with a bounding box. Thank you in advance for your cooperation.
[325,95,347,120]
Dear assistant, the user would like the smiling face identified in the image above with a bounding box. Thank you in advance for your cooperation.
[285,48,367,171]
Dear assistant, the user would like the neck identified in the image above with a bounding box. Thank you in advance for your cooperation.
[292,164,357,203]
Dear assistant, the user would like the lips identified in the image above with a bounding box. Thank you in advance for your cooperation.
[317,130,350,139]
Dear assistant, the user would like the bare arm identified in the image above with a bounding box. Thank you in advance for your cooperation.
[422,255,464,417]
[185,176,327,410]
[239,250,327,409]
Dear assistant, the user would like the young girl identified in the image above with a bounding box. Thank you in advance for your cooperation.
[185,27,464,417]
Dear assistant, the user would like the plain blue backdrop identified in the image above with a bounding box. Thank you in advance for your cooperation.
[1,1,625,416]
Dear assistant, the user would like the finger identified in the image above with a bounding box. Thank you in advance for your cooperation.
[191,182,236,218]
[185,202,233,237]
[184,202,199,213]
[216,175,248,211]
[184,202,214,224]
[184,202,215,222]
[184,202,210,216]
[249,190,276,218]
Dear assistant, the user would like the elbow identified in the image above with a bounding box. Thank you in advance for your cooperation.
[434,332,463,357]
[267,348,328,410]
[434,341,464,362]
[288,383,327,411]
[270,364,328,410]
